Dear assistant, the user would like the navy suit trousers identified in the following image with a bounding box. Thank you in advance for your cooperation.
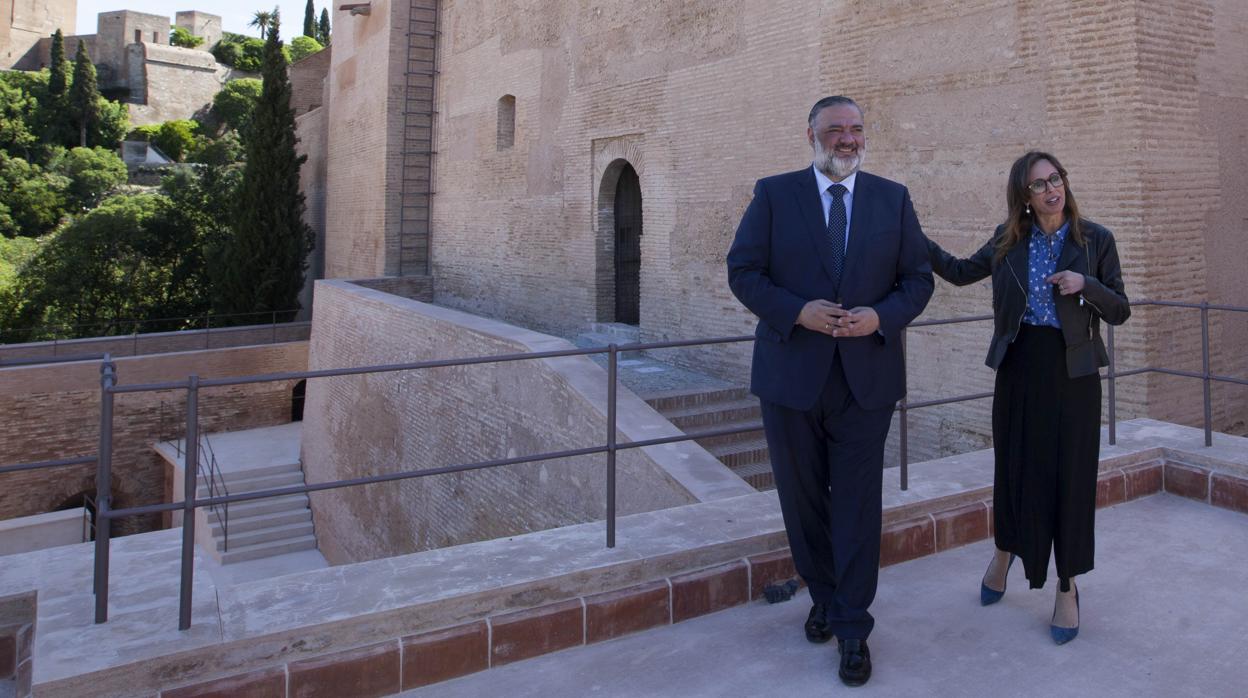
[760,350,894,641]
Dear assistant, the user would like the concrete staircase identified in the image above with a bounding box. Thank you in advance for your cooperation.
[644,387,774,490]
[198,460,317,565]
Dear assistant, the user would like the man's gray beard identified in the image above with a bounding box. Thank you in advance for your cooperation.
[814,141,865,179]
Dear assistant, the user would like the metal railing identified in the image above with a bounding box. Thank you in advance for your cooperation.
[159,402,231,552]
[1,300,1244,632]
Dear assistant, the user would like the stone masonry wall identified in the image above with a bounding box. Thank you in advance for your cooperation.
[0,343,308,536]
[302,280,696,565]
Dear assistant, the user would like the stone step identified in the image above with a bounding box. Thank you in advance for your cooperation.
[222,493,312,519]
[642,386,752,413]
[219,534,318,565]
[215,521,315,551]
[688,417,766,449]
[198,470,306,497]
[664,399,762,430]
[734,461,775,491]
[209,507,311,536]
[194,460,303,486]
[707,436,770,469]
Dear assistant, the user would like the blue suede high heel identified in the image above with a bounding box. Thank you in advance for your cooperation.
[979,553,1016,606]
[1050,586,1080,645]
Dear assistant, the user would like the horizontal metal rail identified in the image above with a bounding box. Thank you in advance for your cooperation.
[0,454,96,476]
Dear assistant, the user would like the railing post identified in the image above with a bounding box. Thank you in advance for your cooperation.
[132,321,139,356]
[1107,324,1117,446]
[898,328,908,491]
[606,343,617,549]
[179,375,200,631]
[93,356,116,623]
[203,314,210,349]
[272,310,278,344]
[1201,302,1212,447]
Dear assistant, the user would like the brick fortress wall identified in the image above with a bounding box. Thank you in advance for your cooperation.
[0,343,308,535]
[413,0,1247,460]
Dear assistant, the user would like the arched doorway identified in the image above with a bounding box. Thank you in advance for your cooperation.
[613,163,642,325]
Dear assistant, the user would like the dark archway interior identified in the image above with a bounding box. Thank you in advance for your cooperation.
[613,163,642,325]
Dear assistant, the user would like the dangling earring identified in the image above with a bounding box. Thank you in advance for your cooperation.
[1025,204,1032,216]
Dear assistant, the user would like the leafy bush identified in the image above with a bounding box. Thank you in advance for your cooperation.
[212,33,267,72]
[211,78,262,138]
[170,26,204,49]
[289,35,323,62]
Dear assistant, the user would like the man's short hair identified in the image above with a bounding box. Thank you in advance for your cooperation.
[808,96,862,127]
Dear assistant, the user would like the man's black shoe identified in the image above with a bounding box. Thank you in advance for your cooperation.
[804,603,832,644]
[837,638,872,687]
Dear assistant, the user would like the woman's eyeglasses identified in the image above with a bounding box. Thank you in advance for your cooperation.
[1027,172,1065,195]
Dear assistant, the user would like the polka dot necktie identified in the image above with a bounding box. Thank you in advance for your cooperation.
[826,183,847,293]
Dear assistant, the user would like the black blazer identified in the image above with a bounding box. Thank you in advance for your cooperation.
[727,168,933,411]
[927,219,1130,378]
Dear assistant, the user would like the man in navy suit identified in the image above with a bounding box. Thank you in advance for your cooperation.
[727,96,933,687]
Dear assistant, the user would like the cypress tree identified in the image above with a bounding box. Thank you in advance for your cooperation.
[318,9,330,45]
[217,16,314,320]
[69,41,100,148]
[303,0,316,38]
[48,30,69,97]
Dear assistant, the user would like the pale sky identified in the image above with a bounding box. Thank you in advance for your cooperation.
[75,1,328,39]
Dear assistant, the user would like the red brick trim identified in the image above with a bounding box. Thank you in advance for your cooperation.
[584,580,670,644]
[1122,462,1163,500]
[932,502,990,552]
[880,516,935,567]
[287,640,400,698]
[1096,470,1127,508]
[1164,462,1211,501]
[161,667,287,698]
[490,599,584,667]
[400,621,489,690]
[746,549,799,600]
[670,560,749,623]
[1211,473,1248,515]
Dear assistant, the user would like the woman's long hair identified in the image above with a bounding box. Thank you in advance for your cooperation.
[994,151,1083,263]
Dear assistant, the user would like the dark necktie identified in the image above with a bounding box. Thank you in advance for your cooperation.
[827,183,847,292]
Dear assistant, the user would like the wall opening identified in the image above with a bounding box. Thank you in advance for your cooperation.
[291,379,307,422]
[613,163,642,325]
[496,95,515,150]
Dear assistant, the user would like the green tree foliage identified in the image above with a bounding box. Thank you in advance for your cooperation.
[304,0,316,38]
[47,146,128,212]
[211,78,262,138]
[69,41,100,147]
[188,129,245,165]
[0,79,39,157]
[2,192,219,338]
[217,18,313,318]
[0,152,69,238]
[289,35,323,62]
[318,9,330,45]
[154,119,200,162]
[48,30,69,97]
[212,32,268,72]
[170,26,205,49]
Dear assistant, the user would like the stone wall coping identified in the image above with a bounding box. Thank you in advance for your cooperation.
[5,417,1244,694]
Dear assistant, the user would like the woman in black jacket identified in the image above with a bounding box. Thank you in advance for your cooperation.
[927,151,1130,644]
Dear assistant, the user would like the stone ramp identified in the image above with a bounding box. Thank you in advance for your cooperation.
[644,386,772,490]
[403,494,1248,697]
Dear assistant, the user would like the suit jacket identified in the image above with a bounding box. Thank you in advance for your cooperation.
[927,219,1130,378]
[727,167,934,411]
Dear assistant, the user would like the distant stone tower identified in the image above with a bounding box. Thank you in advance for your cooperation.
[1,0,78,70]
[175,11,221,51]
